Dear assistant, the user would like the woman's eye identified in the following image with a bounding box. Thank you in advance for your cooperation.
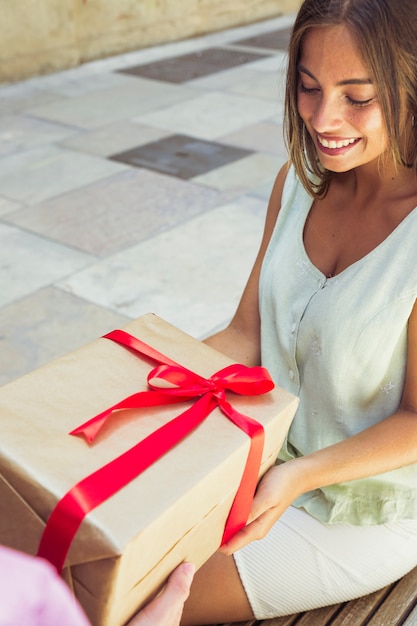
[299,83,319,95]
[346,96,375,107]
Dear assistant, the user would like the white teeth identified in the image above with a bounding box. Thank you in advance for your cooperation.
[318,136,357,149]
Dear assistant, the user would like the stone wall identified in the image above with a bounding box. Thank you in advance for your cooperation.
[1,0,300,84]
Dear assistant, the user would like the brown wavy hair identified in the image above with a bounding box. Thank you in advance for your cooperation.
[284,0,417,197]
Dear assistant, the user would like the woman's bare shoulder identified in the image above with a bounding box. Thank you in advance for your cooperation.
[263,161,291,239]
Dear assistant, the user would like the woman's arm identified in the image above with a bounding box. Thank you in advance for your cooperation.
[221,299,417,554]
[204,163,290,365]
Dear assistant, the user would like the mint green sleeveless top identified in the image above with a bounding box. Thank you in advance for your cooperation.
[259,166,417,525]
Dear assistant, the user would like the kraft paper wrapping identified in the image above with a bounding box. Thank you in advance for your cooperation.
[0,313,298,626]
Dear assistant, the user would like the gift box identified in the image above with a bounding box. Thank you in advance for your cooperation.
[0,313,298,626]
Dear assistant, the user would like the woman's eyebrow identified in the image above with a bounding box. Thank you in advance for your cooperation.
[298,64,373,86]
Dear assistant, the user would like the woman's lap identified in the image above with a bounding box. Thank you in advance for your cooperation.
[233,506,417,619]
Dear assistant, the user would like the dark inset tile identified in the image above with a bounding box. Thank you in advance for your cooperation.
[110,134,253,179]
[117,47,270,83]
[234,27,292,52]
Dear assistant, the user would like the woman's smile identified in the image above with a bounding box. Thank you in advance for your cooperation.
[317,135,360,150]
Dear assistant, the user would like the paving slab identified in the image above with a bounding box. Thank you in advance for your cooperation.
[0,222,94,309]
[0,114,78,158]
[0,287,129,386]
[60,121,171,158]
[220,121,286,156]
[192,152,284,193]
[134,91,279,140]
[0,82,66,116]
[56,196,266,339]
[0,196,23,217]
[228,70,286,101]
[4,168,231,257]
[0,144,127,204]
[26,79,200,129]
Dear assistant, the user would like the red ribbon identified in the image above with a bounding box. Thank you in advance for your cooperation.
[37,330,274,572]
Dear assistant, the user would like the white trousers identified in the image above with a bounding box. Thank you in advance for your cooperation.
[233,506,417,619]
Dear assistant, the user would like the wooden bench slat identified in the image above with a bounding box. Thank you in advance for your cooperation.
[257,615,301,625]
[208,618,261,625]
[366,567,417,625]
[325,586,392,625]
[256,615,302,625]
[217,603,342,626]
[271,604,342,625]
[403,605,417,625]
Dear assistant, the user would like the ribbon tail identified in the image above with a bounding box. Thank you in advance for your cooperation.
[104,330,180,367]
[70,391,188,442]
[219,399,265,545]
[37,394,215,573]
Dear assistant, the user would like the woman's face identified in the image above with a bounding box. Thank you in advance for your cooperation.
[297,25,389,172]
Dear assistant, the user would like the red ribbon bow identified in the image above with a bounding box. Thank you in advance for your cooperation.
[37,330,274,572]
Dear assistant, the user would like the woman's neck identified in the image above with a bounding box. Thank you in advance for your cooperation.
[332,159,417,206]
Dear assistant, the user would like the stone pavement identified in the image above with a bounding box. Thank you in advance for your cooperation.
[0,14,294,386]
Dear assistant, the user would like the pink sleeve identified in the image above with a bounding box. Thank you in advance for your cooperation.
[0,546,90,626]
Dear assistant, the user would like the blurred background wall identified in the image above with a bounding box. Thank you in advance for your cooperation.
[1,0,300,83]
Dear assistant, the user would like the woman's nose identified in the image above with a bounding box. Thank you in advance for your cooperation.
[312,95,343,132]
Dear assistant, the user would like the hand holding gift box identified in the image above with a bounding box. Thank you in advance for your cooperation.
[0,314,298,626]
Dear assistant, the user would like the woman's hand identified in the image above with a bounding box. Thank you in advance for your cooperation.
[220,459,304,555]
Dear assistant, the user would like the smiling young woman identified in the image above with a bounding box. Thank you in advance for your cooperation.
[142,1,417,624]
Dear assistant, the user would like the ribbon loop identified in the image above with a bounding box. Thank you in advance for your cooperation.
[147,364,215,396]
[211,364,275,395]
